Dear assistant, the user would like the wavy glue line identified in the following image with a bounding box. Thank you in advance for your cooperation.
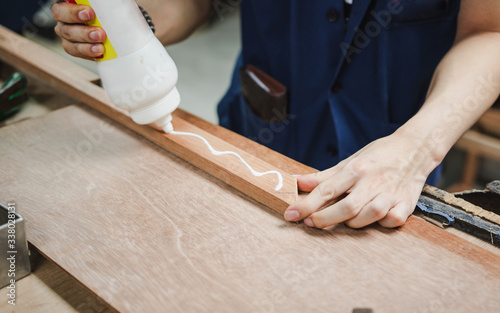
[170,130,283,191]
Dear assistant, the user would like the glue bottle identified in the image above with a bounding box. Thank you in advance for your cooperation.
[66,0,180,133]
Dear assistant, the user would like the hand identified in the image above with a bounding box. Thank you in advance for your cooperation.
[284,132,439,229]
[52,2,106,60]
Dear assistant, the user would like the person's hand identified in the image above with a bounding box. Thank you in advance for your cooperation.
[284,131,439,229]
[52,2,106,60]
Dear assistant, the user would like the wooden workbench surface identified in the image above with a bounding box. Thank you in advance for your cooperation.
[1,105,500,313]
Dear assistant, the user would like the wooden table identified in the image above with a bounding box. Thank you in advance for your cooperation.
[1,25,500,313]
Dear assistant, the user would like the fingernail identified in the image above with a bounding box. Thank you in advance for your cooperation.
[304,218,315,227]
[292,174,301,177]
[89,31,101,41]
[284,209,300,221]
[79,10,90,21]
[91,45,103,54]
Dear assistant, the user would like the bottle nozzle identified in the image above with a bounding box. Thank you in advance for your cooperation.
[155,114,174,133]
[162,122,174,133]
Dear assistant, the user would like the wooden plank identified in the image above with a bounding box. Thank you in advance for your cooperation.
[0,27,99,85]
[0,25,296,213]
[445,227,500,257]
[164,118,297,212]
[174,109,315,176]
[2,105,500,313]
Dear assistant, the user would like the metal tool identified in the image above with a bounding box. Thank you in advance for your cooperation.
[0,202,31,289]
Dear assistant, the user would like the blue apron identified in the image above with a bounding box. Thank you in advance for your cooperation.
[218,0,461,185]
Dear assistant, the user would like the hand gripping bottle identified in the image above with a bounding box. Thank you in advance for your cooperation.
[66,0,180,133]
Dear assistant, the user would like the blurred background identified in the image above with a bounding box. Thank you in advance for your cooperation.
[1,0,500,192]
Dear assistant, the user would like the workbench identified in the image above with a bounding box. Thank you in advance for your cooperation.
[0,26,500,313]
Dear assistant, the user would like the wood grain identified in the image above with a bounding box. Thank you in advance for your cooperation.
[0,25,297,213]
[1,105,500,313]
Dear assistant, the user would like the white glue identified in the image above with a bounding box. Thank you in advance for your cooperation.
[170,131,284,191]
[70,0,179,133]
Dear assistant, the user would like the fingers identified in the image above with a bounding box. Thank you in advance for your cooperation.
[303,187,376,228]
[377,202,411,228]
[344,194,396,229]
[296,169,333,192]
[52,3,106,59]
[62,40,104,60]
[55,23,105,44]
[284,172,355,222]
[52,3,95,24]
[296,160,346,192]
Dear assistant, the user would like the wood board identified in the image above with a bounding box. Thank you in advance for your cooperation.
[1,105,500,312]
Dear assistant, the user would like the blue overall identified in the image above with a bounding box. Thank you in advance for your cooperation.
[218,0,461,185]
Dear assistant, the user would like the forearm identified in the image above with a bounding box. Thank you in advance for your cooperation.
[137,0,213,45]
[396,32,500,174]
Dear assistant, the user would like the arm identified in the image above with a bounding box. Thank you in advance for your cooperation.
[284,0,500,229]
[404,0,500,164]
[136,0,213,45]
[52,0,212,60]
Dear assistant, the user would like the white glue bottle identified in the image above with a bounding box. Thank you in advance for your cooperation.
[67,0,180,133]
